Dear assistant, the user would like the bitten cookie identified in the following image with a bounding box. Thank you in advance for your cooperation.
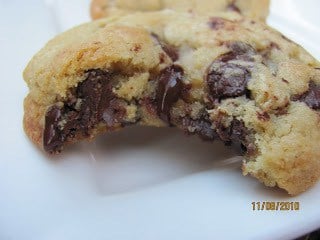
[23,11,320,195]
[90,0,270,21]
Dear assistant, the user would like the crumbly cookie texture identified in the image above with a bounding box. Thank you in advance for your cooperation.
[90,0,270,21]
[23,11,320,195]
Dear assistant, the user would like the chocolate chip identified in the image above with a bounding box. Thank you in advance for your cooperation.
[77,71,106,127]
[207,62,251,100]
[257,111,270,121]
[230,120,247,141]
[43,69,127,153]
[275,106,289,116]
[227,0,241,13]
[151,33,179,62]
[162,43,179,62]
[62,110,80,138]
[182,117,216,141]
[156,65,184,122]
[292,81,320,110]
[97,76,116,121]
[208,17,225,30]
[140,97,157,115]
[43,105,64,153]
[260,42,281,71]
[207,42,255,101]
[181,83,192,103]
[102,99,126,127]
[218,42,255,63]
[227,42,256,58]
[215,119,256,156]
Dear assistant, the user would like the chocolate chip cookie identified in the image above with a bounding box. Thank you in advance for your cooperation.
[90,0,270,21]
[23,11,320,195]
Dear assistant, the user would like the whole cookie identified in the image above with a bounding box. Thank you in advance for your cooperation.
[90,0,270,21]
[24,11,320,195]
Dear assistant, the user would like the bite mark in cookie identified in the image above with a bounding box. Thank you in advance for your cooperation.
[215,118,256,156]
[44,69,127,153]
[24,12,320,195]
[182,117,216,141]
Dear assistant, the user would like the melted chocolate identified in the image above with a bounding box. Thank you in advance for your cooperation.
[207,42,255,101]
[43,106,64,153]
[215,119,256,155]
[43,69,126,153]
[156,65,184,122]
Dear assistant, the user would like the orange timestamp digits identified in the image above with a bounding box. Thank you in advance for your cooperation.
[251,201,300,211]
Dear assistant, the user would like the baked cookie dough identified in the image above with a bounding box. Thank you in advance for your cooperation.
[90,0,270,21]
[24,11,320,195]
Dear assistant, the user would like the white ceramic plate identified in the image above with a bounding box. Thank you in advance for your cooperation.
[0,0,319,239]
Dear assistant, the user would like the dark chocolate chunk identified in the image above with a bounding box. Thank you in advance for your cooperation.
[257,112,270,121]
[62,110,80,138]
[207,42,254,101]
[275,107,288,116]
[43,69,127,153]
[180,83,192,103]
[259,42,281,71]
[215,119,256,156]
[151,33,179,62]
[43,105,64,153]
[156,65,184,122]
[77,69,128,128]
[161,43,179,62]
[207,62,251,100]
[98,76,116,121]
[227,0,241,13]
[222,42,255,62]
[208,17,225,30]
[229,120,247,141]
[102,99,126,127]
[182,118,216,141]
[77,70,106,128]
[140,97,157,115]
[292,81,320,110]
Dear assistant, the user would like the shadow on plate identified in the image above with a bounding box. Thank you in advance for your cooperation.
[51,126,243,196]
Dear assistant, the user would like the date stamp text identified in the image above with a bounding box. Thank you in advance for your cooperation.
[251,201,300,211]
